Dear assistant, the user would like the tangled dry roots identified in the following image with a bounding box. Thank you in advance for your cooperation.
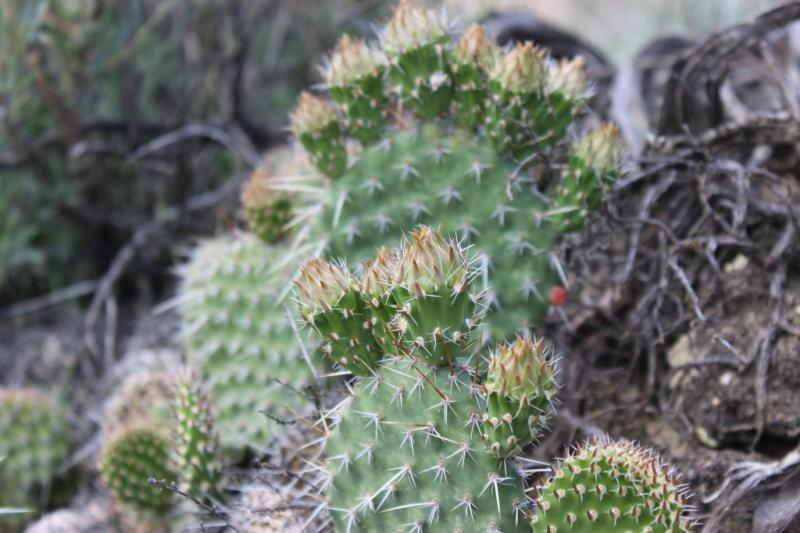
[561,3,800,530]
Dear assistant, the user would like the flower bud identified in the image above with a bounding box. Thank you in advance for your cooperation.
[382,0,449,55]
[453,23,494,70]
[546,56,588,102]
[323,35,385,88]
[486,336,556,401]
[290,92,338,138]
[295,257,352,314]
[573,123,623,176]
[489,42,547,94]
[397,226,470,296]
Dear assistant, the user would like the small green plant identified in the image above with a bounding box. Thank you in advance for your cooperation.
[280,0,623,339]
[0,388,69,521]
[296,227,559,532]
[532,438,693,533]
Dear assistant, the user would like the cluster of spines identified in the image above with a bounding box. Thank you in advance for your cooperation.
[172,370,224,506]
[533,439,693,533]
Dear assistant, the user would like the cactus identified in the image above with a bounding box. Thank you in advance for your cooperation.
[532,439,693,533]
[281,0,623,339]
[297,227,559,532]
[178,232,315,452]
[0,388,68,514]
[100,424,177,519]
[172,370,224,505]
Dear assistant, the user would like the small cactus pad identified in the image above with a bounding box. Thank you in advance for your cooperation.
[484,336,558,456]
[172,371,224,504]
[0,388,68,499]
[291,92,347,178]
[242,167,293,244]
[179,233,315,451]
[533,439,693,533]
[100,425,177,518]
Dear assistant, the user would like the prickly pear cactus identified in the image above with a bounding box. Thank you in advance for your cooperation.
[0,388,68,515]
[100,424,177,519]
[179,232,314,452]
[172,370,224,504]
[296,227,559,532]
[283,0,624,339]
[532,439,693,533]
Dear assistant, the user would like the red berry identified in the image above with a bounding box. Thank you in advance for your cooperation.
[549,286,568,305]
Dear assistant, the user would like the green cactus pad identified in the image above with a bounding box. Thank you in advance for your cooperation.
[310,125,557,339]
[100,425,177,518]
[0,388,68,516]
[173,372,224,504]
[179,232,316,452]
[533,439,693,533]
[326,359,531,533]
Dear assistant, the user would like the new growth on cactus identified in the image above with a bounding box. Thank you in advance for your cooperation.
[297,226,560,532]
[279,0,624,339]
[533,439,693,533]
[172,370,224,505]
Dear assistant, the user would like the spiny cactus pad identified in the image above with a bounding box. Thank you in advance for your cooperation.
[327,359,530,533]
[298,228,560,533]
[100,425,177,518]
[179,232,314,451]
[532,439,693,533]
[172,371,224,505]
[283,0,623,339]
[0,388,68,505]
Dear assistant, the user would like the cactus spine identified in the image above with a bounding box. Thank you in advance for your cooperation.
[297,227,559,532]
[281,0,623,339]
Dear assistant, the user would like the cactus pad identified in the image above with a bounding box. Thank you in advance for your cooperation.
[533,439,693,533]
[100,425,177,518]
[0,388,68,507]
[179,232,314,452]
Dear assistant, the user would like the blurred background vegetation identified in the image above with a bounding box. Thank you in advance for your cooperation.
[0,0,786,305]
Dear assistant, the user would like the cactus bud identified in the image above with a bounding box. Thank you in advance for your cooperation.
[550,123,623,233]
[381,0,452,118]
[290,92,346,178]
[484,336,557,456]
[390,226,477,365]
[452,23,495,129]
[489,42,547,95]
[573,122,623,176]
[360,247,399,352]
[533,439,693,532]
[382,0,448,55]
[546,56,588,103]
[324,35,389,145]
[295,258,379,375]
[453,23,494,69]
[241,167,291,243]
[486,43,550,156]
[295,257,353,316]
